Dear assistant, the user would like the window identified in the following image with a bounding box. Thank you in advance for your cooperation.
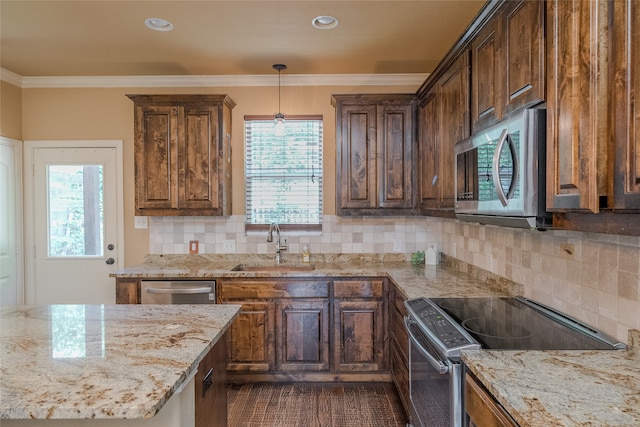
[244,115,323,230]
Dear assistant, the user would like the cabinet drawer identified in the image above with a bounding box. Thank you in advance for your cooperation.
[333,279,384,299]
[220,280,330,300]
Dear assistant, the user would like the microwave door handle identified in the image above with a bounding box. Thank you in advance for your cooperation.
[505,133,520,200]
[492,129,510,207]
[404,317,450,374]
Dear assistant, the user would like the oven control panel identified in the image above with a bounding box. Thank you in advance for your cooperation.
[405,298,480,355]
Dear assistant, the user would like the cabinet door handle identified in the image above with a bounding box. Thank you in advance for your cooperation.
[203,368,214,389]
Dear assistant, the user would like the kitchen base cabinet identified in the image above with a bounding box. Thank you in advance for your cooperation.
[220,278,390,383]
[276,300,330,372]
[333,279,388,373]
[465,373,517,427]
[225,301,275,374]
[389,282,414,424]
[115,278,139,304]
[195,333,228,427]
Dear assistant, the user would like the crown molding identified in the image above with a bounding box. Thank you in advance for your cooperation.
[0,69,428,89]
[0,68,23,87]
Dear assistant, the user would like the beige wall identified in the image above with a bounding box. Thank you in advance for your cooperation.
[20,84,417,266]
[0,81,22,140]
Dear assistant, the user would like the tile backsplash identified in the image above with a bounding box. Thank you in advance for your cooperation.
[149,215,438,257]
[437,218,640,344]
[148,215,640,343]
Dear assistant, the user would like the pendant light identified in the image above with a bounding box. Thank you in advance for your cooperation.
[273,64,287,136]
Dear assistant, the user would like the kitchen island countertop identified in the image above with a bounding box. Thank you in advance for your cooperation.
[0,303,241,420]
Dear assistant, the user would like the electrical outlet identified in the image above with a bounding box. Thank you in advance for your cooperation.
[223,240,236,253]
[134,216,148,229]
[189,240,199,254]
[393,240,403,252]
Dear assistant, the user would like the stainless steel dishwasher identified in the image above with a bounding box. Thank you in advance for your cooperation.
[140,281,216,304]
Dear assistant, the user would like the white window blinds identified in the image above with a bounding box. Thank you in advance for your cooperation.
[244,116,323,227]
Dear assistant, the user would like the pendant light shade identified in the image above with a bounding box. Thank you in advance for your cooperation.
[273,64,287,136]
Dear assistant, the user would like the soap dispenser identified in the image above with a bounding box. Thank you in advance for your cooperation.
[302,245,310,263]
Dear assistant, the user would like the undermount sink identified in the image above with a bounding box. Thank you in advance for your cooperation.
[231,263,315,272]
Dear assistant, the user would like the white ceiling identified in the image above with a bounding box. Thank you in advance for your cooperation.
[1,1,485,78]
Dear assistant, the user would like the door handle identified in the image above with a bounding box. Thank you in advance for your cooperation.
[105,258,115,265]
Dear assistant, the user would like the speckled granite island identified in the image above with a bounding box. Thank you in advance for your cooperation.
[0,304,241,426]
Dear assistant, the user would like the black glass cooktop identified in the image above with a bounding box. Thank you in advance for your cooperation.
[429,297,621,350]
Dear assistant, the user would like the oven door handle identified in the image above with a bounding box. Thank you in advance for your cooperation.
[404,316,450,374]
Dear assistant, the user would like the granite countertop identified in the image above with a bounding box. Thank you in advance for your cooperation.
[111,253,523,299]
[111,253,640,427]
[0,304,241,420]
[461,343,640,427]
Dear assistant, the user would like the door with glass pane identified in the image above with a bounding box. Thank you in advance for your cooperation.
[25,142,122,304]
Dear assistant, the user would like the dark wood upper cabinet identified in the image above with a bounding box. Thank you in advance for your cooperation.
[418,51,470,216]
[471,0,544,132]
[612,0,640,211]
[128,94,234,216]
[546,0,607,213]
[333,94,416,216]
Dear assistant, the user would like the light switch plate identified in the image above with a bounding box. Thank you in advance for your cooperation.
[134,216,148,229]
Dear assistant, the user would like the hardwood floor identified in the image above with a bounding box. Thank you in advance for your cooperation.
[227,382,408,427]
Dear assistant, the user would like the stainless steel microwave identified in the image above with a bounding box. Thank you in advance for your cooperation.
[454,108,551,229]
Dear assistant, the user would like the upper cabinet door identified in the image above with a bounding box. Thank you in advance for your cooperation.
[502,0,545,116]
[182,105,220,210]
[471,0,545,132]
[337,103,378,210]
[471,16,502,131]
[546,0,608,212]
[134,104,180,211]
[612,0,640,210]
[334,94,416,215]
[378,103,414,209]
[128,94,234,216]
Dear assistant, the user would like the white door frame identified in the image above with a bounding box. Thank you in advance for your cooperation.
[23,140,124,304]
[0,136,24,304]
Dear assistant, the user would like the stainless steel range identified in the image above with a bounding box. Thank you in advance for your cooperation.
[404,296,626,427]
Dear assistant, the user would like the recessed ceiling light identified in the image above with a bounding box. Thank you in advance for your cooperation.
[145,18,174,32]
[312,15,339,30]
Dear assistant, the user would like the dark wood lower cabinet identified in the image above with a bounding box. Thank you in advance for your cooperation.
[195,332,228,427]
[276,300,330,372]
[219,278,390,382]
[465,373,518,427]
[389,282,413,423]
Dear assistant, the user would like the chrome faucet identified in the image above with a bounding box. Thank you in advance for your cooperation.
[267,223,287,263]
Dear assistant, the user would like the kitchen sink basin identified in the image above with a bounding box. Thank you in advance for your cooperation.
[231,263,315,272]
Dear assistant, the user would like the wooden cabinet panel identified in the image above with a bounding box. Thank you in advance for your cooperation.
[379,103,414,209]
[612,0,640,210]
[220,280,329,300]
[333,299,386,372]
[225,301,275,372]
[115,278,139,304]
[546,0,608,212]
[419,51,470,215]
[333,279,384,299]
[503,0,545,116]
[465,373,517,427]
[128,94,234,216]
[195,333,227,427]
[135,105,179,210]
[338,104,378,210]
[334,94,416,215]
[276,300,330,372]
[183,105,219,210]
[471,17,502,130]
[471,0,544,132]
[389,283,411,422]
